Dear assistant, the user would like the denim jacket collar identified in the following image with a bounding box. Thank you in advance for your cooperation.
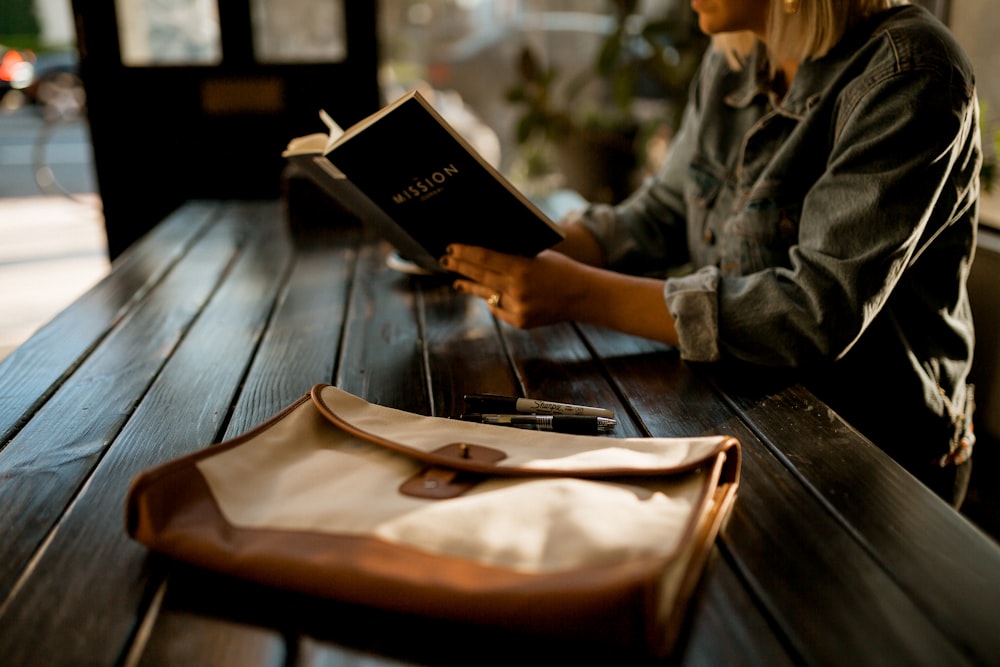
[723,45,818,119]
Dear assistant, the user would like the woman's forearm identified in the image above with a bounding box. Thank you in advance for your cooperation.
[552,221,606,266]
[566,263,679,346]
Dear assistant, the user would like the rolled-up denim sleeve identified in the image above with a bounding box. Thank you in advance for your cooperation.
[663,266,721,362]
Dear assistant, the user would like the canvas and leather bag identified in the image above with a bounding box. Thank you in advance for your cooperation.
[126,384,741,656]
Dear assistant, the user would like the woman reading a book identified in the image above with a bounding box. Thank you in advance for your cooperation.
[439,0,981,506]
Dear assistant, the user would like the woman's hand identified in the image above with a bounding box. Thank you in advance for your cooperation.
[438,243,680,345]
[439,245,589,329]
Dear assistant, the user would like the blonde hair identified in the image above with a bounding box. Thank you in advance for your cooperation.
[714,0,908,71]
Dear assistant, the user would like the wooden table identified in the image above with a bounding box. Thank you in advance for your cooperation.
[1,200,997,666]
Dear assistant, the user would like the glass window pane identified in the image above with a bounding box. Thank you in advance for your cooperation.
[949,0,1000,228]
[250,0,347,63]
[116,0,222,66]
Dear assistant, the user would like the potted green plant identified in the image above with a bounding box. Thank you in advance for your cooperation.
[505,0,707,203]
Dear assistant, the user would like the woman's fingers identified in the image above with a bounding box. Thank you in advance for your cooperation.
[440,244,508,280]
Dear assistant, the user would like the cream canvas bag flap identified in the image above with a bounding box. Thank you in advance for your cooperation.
[127,385,740,657]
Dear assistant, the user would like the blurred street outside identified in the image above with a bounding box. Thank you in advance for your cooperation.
[0,104,108,361]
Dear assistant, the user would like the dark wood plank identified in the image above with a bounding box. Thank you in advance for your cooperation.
[133,578,286,667]
[335,238,430,413]
[0,202,292,666]
[419,280,521,418]
[297,638,414,667]
[712,377,1000,666]
[0,205,262,600]
[577,325,732,436]
[222,225,362,438]
[676,549,796,667]
[500,323,648,437]
[0,202,220,447]
[721,421,968,665]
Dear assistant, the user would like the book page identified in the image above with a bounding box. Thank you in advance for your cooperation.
[282,132,330,157]
[320,109,345,152]
[283,109,345,157]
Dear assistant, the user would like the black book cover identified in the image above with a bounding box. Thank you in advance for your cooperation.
[286,91,564,272]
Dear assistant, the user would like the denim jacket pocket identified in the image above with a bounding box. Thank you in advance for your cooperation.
[722,193,801,275]
[684,158,725,259]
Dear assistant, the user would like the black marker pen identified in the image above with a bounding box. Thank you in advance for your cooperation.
[461,413,616,435]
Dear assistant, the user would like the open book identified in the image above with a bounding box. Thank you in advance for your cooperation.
[283,90,565,274]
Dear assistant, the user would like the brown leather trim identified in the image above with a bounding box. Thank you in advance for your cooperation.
[399,443,508,498]
[125,393,313,537]
[653,449,740,654]
[124,389,742,656]
[398,466,483,499]
[130,460,689,651]
[309,384,739,479]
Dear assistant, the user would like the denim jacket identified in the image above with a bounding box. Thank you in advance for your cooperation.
[576,5,980,473]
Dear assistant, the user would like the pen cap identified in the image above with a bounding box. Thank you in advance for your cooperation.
[463,393,615,418]
[547,415,616,435]
[463,394,516,413]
